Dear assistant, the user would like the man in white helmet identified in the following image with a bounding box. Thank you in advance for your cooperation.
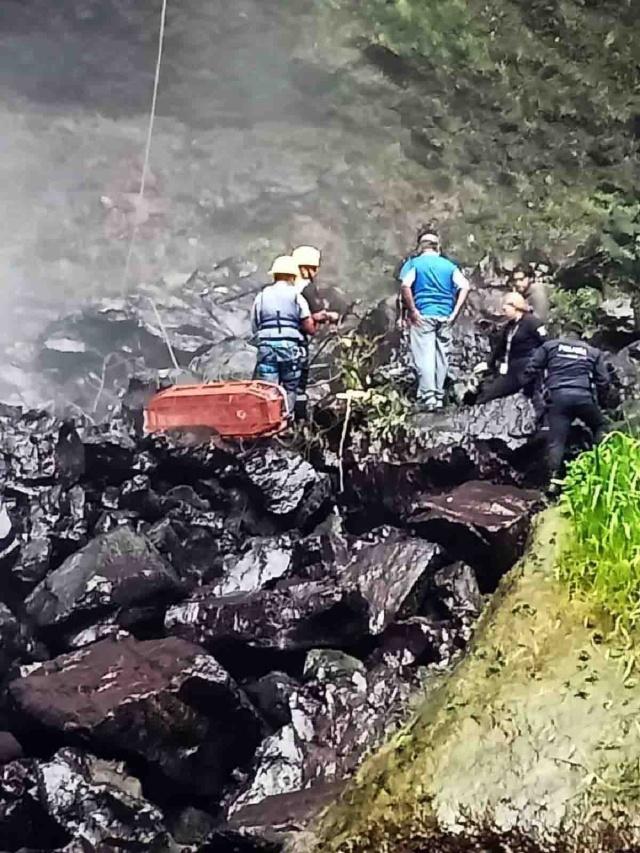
[291,245,339,419]
[252,255,317,414]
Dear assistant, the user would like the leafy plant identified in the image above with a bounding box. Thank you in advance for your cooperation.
[558,432,640,633]
[336,334,414,443]
[548,287,601,337]
[601,201,640,284]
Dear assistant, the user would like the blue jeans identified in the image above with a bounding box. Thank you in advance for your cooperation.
[254,340,306,414]
[410,316,451,404]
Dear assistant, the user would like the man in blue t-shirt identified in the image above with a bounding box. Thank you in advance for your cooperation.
[400,232,470,411]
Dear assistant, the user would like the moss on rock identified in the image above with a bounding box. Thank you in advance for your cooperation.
[314,510,640,852]
[321,0,640,264]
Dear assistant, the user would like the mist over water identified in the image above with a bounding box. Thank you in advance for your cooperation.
[0,0,427,365]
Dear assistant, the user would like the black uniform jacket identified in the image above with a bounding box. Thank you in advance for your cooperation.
[489,313,546,371]
[523,337,610,400]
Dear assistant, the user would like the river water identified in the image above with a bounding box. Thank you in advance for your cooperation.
[0,0,431,356]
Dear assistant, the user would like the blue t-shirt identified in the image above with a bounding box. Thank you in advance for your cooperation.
[400,253,459,317]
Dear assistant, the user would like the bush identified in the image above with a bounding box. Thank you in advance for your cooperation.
[548,287,601,337]
[558,432,640,632]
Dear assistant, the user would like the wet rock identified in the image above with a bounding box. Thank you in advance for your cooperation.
[0,759,69,851]
[337,532,444,634]
[346,394,541,526]
[377,617,450,667]
[289,511,349,582]
[24,527,182,643]
[244,672,298,731]
[229,650,413,813]
[432,561,484,622]
[595,293,639,348]
[35,747,170,850]
[190,339,257,382]
[9,636,264,797]
[213,537,293,597]
[243,447,332,522]
[3,538,51,602]
[409,481,542,590]
[0,732,23,764]
[0,603,40,678]
[80,419,137,483]
[0,414,83,488]
[166,581,370,655]
[227,783,345,850]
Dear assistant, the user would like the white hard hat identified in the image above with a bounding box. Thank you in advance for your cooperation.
[269,255,300,277]
[292,245,321,267]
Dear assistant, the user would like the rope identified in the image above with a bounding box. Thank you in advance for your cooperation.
[338,392,353,494]
[149,298,181,372]
[121,0,169,293]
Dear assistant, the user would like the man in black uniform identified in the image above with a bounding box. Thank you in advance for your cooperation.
[522,329,610,482]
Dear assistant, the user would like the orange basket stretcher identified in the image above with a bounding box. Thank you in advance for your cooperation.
[144,381,289,439]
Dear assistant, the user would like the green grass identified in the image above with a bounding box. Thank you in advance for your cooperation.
[558,432,640,633]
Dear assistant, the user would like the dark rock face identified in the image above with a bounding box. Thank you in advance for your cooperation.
[9,636,264,797]
[165,582,371,654]
[0,603,41,678]
[0,732,23,765]
[346,394,543,528]
[35,748,170,850]
[228,649,417,813]
[24,527,182,645]
[243,446,333,523]
[213,536,293,597]
[0,320,554,849]
[337,533,444,634]
[409,481,543,591]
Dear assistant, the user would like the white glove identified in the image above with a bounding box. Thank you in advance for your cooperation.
[473,361,489,375]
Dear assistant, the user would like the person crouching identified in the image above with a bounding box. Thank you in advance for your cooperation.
[252,256,316,415]
[475,292,546,416]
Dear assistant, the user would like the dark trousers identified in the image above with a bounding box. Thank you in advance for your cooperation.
[477,360,544,418]
[546,390,606,477]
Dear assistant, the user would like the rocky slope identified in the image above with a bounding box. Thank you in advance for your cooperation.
[0,379,546,851]
[313,510,640,852]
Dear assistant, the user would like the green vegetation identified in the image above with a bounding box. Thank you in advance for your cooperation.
[324,0,640,261]
[558,432,640,634]
[548,286,601,336]
[337,334,414,443]
[602,200,640,287]
[314,511,640,852]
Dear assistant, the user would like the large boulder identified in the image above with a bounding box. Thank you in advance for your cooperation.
[165,581,371,656]
[24,527,182,645]
[229,649,417,815]
[0,603,41,678]
[337,532,444,633]
[408,480,542,590]
[9,636,264,797]
[242,447,332,524]
[35,747,171,850]
[212,536,294,597]
[346,395,542,527]
[314,511,640,853]
[0,760,69,850]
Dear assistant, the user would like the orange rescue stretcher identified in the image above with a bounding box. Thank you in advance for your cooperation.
[144,381,289,439]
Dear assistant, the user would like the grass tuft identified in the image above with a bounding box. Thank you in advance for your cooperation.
[558,432,640,633]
